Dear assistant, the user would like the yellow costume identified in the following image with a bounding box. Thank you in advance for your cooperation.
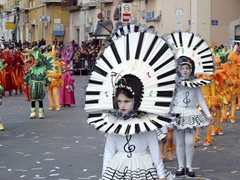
[212,56,228,135]
[195,74,215,146]
[47,45,64,111]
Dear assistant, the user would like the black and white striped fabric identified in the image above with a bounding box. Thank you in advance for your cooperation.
[166,31,214,75]
[87,112,171,136]
[85,22,176,135]
[180,79,212,88]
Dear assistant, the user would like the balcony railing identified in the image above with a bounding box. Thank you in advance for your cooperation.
[61,0,81,11]
[11,0,20,9]
[0,0,20,12]
[41,0,62,3]
[96,0,114,3]
[2,4,12,13]
[82,0,96,7]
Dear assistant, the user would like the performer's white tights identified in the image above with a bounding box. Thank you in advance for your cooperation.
[174,130,196,168]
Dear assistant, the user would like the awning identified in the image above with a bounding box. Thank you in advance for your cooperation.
[92,20,113,38]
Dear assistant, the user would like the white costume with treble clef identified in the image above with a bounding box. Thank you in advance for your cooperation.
[171,84,210,130]
[85,20,177,180]
[165,31,213,177]
[101,124,165,180]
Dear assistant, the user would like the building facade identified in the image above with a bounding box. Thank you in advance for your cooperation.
[0,0,240,46]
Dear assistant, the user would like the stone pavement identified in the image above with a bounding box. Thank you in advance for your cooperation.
[0,76,239,180]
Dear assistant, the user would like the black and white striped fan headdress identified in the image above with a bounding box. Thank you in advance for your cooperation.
[166,31,214,88]
[84,20,176,135]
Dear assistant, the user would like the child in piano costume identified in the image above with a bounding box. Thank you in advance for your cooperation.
[84,20,176,180]
[166,32,214,177]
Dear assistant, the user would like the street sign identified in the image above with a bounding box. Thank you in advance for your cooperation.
[29,29,34,34]
[122,13,131,22]
[5,22,16,29]
[121,3,131,22]
[212,20,218,25]
[39,15,51,23]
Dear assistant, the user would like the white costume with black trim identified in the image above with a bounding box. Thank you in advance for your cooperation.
[101,130,165,180]
[85,20,176,180]
[171,84,210,130]
[165,31,214,175]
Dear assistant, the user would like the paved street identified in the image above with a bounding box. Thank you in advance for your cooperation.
[0,76,240,180]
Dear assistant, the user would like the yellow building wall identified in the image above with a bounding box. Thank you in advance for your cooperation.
[21,0,70,45]
[28,6,44,42]
[44,5,70,45]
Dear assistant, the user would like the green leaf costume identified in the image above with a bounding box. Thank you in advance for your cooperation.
[24,47,51,101]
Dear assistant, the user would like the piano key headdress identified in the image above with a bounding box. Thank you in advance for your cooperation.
[84,19,176,135]
[166,31,214,88]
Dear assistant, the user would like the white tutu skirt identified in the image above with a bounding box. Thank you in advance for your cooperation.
[100,153,158,180]
[171,107,209,130]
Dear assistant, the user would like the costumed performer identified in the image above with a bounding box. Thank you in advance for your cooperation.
[22,50,34,101]
[47,44,64,111]
[1,45,17,96]
[171,56,214,177]
[211,55,228,135]
[24,47,51,119]
[85,20,177,180]
[0,59,7,130]
[166,32,214,177]
[194,74,215,146]
[59,59,75,107]
[13,45,25,95]
[220,50,238,123]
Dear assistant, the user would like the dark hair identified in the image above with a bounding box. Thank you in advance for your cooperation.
[114,74,143,110]
[114,88,134,109]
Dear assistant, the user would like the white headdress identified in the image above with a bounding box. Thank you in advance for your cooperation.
[166,31,214,88]
[84,20,177,135]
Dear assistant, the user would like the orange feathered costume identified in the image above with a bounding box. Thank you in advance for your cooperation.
[47,45,64,110]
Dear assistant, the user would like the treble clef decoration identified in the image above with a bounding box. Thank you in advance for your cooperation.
[123,135,135,158]
[183,91,191,108]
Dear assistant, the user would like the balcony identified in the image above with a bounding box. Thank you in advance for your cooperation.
[82,0,96,8]
[96,0,114,3]
[11,0,20,10]
[2,4,12,13]
[41,0,62,4]
[61,0,82,11]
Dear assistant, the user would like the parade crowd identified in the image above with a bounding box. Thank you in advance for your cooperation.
[0,36,80,130]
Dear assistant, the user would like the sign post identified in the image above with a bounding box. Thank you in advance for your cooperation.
[121,3,131,23]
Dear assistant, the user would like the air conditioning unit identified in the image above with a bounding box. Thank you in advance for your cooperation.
[103,9,111,18]
[152,10,161,21]
[87,17,93,24]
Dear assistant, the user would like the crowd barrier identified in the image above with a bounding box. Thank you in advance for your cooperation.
[73,58,96,75]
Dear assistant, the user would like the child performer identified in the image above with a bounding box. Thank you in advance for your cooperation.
[84,20,177,180]
[24,48,50,119]
[47,44,64,111]
[59,59,75,107]
[101,75,167,179]
[210,55,228,135]
[171,56,214,177]
[220,50,238,123]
